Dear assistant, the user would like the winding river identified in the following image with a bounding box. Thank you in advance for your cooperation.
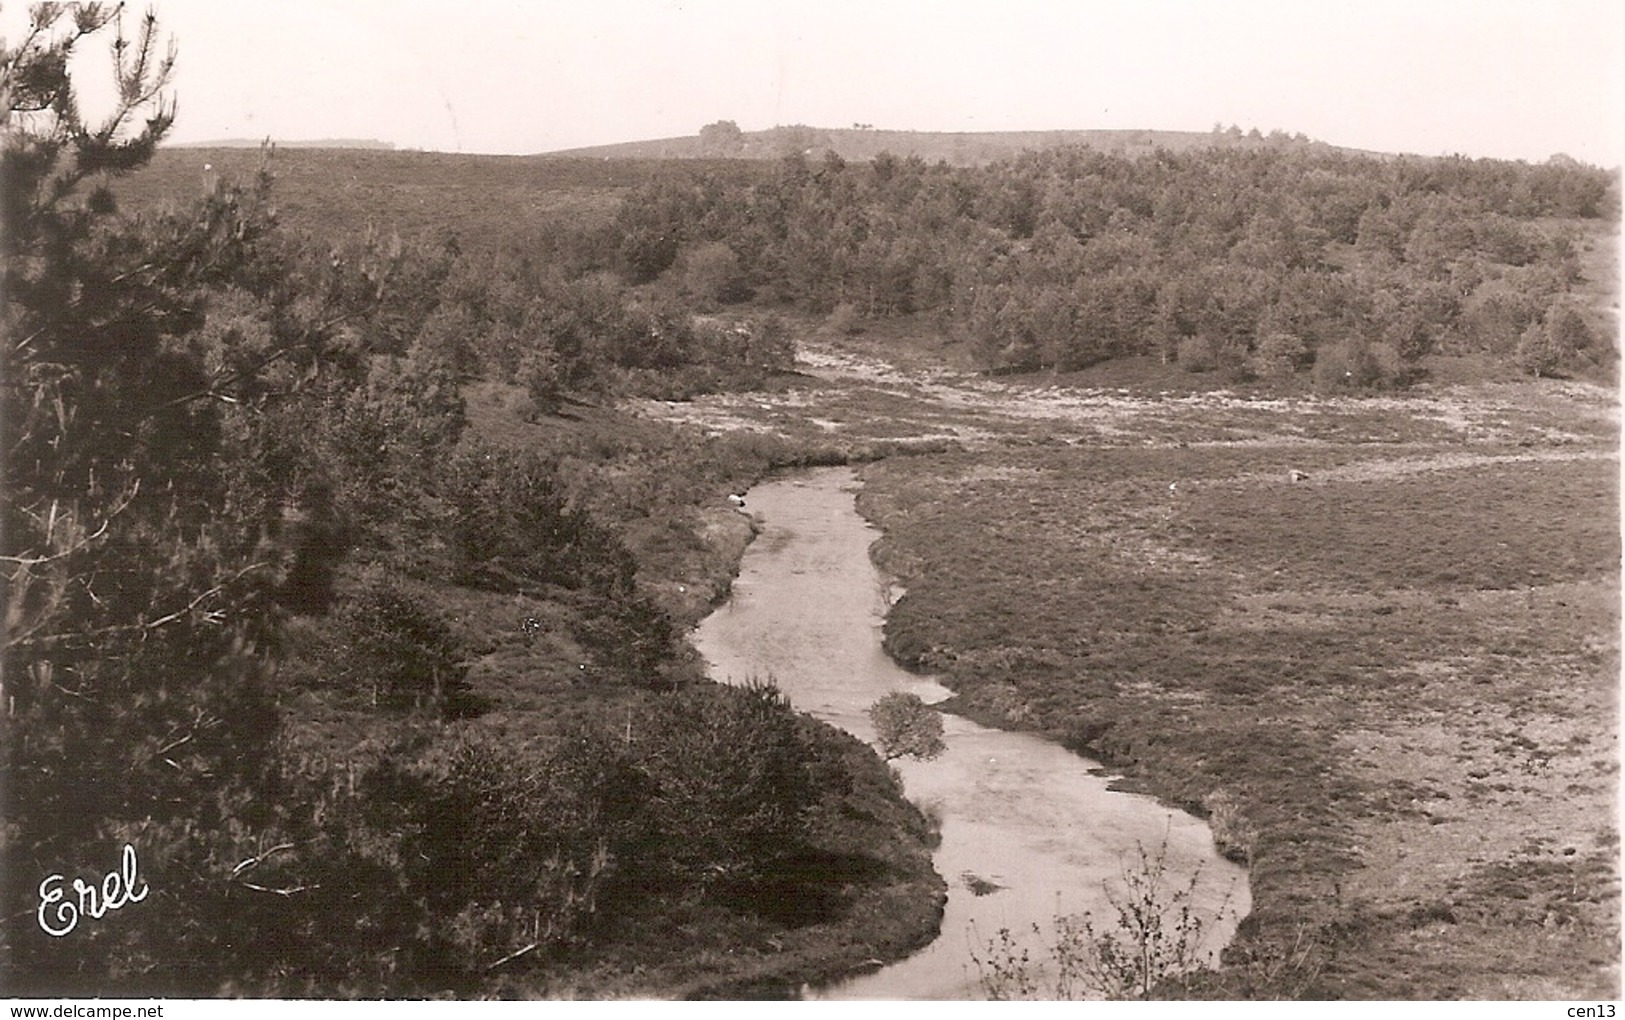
[692,467,1249,1000]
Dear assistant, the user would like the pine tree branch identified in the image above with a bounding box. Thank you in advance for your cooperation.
[238,882,318,897]
[132,311,358,421]
[25,560,271,648]
[0,481,139,568]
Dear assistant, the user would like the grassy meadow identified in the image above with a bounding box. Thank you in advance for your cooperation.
[635,331,1620,998]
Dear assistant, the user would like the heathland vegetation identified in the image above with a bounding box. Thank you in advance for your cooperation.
[2,8,938,997]
[4,2,1617,1000]
[638,337,1619,998]
[125,124,1616,393]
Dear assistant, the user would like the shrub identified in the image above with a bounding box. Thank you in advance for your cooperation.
[95,689,850,993]
[409,731,651,971]
[325,351,468,528]
[868,691,947,762]
[824,301,863,337]
[1176,334,1227,374]
[412,304,482,379]
[681,313,796,379]
[682,241,751,306]
[970,840,1226,1000]
[1249,330,1308,379]
[1369,340,1414,385]
[746,312,798,372]
[324,574,472,714]
[617,303,697,372]
[574,585,677,681]
[438,446,676,681]
[195,728,653,992]
[1311,337,1423,390]
[1516,304,1594,377]
[440,445,629,596]
[1310,337,1382,390]
[516,345,565,418]
[633,681,820,890]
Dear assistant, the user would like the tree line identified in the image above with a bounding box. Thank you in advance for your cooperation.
[609,143,1615,383]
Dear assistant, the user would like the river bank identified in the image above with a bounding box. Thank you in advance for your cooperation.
[635,344,1619,998]
[853,438,1619,998]
[694,468,1248,999]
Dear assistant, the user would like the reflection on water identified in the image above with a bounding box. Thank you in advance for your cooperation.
[692,467,1249,1000]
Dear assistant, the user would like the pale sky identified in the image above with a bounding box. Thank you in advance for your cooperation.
[16,0,1625,165]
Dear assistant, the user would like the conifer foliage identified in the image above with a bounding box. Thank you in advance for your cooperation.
[607,140,1615,383]
[1,10,868,994]
[1,4,366,990]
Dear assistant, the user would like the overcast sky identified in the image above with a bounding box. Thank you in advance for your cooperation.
[21,0,1625,165]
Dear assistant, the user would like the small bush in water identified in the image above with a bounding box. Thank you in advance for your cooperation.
[868,692,946,762]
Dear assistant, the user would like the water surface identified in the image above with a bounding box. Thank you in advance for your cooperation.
[692,467,1249,999]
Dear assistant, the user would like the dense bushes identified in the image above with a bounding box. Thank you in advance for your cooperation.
[320,575,474,714]
[634,681,823,889]
[442,446,621,593]
[438,444,676,679]
[0,10,837,995]
[358,246,800,410]
[1517,303,1599,377]
[56,682,839,994]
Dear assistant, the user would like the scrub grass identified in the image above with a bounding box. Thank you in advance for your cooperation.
[858,434,1618,998]
[638,340,1620,998]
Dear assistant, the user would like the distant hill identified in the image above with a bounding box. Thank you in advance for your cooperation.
[114,147,744,247]
[543,124,1367,166]
[167,137,397,150]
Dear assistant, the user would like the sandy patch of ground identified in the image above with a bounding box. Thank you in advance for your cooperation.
[637,344,1617,465]
[1207,448,1618,487]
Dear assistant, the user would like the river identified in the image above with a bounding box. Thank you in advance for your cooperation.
[691,466,1249,1000]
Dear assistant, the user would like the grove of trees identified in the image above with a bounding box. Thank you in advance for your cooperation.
[605,140,1614,384]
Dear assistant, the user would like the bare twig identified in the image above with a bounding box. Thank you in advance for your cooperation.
[230,842,297,880]
[154,732,193,757]
[485,941,541,972]
[238,882,317,897]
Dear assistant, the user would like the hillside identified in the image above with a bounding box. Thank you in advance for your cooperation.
[168,137,398,150]
[123,139,1618,390]
[545,123,1368,166]
[126,147,762,243]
